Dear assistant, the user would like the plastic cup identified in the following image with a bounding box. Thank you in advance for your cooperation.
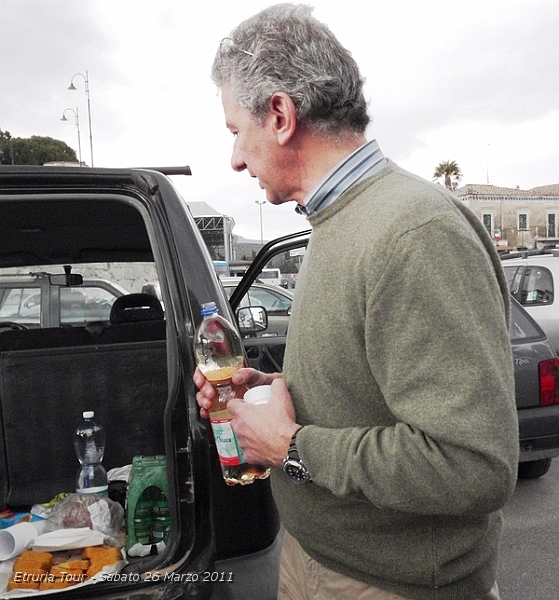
[244,385,272,405]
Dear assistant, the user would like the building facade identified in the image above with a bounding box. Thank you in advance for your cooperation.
[455,183,559,251]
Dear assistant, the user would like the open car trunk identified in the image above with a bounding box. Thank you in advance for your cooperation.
[0,166,282,600]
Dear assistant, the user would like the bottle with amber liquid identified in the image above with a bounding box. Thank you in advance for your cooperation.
[194,302,270,485]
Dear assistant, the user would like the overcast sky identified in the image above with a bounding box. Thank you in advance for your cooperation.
[1,0,558,241]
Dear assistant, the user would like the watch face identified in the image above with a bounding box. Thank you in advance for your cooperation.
[284,459,310,483]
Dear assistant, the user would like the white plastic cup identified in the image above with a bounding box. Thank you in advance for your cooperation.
[244,385,272,405]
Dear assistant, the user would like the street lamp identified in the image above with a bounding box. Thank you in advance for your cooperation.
[486,142,491,185]
[60,108,82,165]
[68,71,94,166]
[255,200,266,245]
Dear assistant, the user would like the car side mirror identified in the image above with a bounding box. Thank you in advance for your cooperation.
[237,306,268,336]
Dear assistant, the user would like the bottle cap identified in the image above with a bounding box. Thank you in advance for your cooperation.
[83,410,95,419]
[200,302,218,316]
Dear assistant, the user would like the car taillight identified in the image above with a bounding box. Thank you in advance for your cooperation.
[539,358,559,406]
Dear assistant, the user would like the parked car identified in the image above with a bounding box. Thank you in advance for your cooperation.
[501,249,559,353]
[509,296,559,478]
[0,272,128,328]
[220,278,293,337]
[0,165,295,600]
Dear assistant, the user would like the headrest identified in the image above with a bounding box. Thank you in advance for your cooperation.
[110,293,164,324]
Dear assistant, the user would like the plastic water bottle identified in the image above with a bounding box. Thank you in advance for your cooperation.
[74,411,108,496]
[194,302,269,485]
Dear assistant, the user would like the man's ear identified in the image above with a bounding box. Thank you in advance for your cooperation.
[269,92,297,146]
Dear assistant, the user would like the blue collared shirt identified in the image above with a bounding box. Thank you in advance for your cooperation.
[296,139,388,217]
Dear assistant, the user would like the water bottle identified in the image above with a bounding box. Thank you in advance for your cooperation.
[74,411,108,496]
[194,302,269,486]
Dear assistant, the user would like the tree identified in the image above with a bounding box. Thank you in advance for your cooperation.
[433,160,462,191]
[0,129,14,165]
[0,128,77,165]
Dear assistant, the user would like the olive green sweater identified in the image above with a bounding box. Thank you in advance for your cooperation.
[273,162,518,600]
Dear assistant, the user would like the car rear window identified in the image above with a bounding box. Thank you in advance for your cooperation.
[59,286,118,325]
[0,286,41,326]
[504,264,554,306]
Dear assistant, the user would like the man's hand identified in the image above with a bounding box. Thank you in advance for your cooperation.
[193,367,299,467]
[227,378,300,469]
[194,366,280,419]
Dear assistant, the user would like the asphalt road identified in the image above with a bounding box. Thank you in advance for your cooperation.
[497,459,559,599]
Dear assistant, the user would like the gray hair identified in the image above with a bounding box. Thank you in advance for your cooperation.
[212,4,370,135]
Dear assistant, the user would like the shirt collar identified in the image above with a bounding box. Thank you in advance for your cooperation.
[295,139,387,217]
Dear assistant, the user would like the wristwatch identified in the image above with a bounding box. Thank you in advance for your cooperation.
[283,427,312,484]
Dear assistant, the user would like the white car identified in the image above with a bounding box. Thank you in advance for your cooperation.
[0,272,128,328]
[221,278,293,337]
[502,250,559,353]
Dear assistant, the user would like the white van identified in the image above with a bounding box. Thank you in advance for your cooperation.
[258,268,281,287]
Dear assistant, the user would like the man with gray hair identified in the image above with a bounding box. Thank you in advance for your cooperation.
[195,4,518,599]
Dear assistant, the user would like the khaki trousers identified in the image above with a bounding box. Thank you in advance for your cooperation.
[278,531,500,600]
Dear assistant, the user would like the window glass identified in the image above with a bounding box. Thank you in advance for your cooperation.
[521,266,554,305]
[503,265,524,298]
[548,213,556,238]
[0,287,42,326]
[0,262,159,328]
[510,300,543,341]
[59,286,118,325]
[247,287,292,315]
[482,214,492,237]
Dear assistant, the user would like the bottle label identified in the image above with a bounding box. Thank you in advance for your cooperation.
[76,485,109,497]
[210,417,245,466]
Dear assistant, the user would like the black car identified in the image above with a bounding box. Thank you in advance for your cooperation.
[0,165,298,600]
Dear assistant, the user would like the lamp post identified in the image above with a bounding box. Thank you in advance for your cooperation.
[68,71,94,166]
[60,108,82,165]
[486,142,491,185]
[255,200,266,245]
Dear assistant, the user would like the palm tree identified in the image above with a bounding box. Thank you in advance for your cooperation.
[433,160,462,191]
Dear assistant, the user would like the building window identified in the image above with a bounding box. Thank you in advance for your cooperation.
[518,213,528,231]
[547,213,557,238]
[482,213,493,237]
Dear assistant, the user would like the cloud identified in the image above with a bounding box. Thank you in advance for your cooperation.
[1,0,558,240]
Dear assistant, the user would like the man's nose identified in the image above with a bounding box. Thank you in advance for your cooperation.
[231,146,246,172]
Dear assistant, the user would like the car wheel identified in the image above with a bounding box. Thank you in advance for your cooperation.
[517,458,552,479]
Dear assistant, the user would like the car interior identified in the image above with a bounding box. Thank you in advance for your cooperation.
[0,191,180,573]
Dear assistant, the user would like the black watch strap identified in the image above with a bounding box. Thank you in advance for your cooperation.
[287,426,304,459]
[283,426,312,483]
